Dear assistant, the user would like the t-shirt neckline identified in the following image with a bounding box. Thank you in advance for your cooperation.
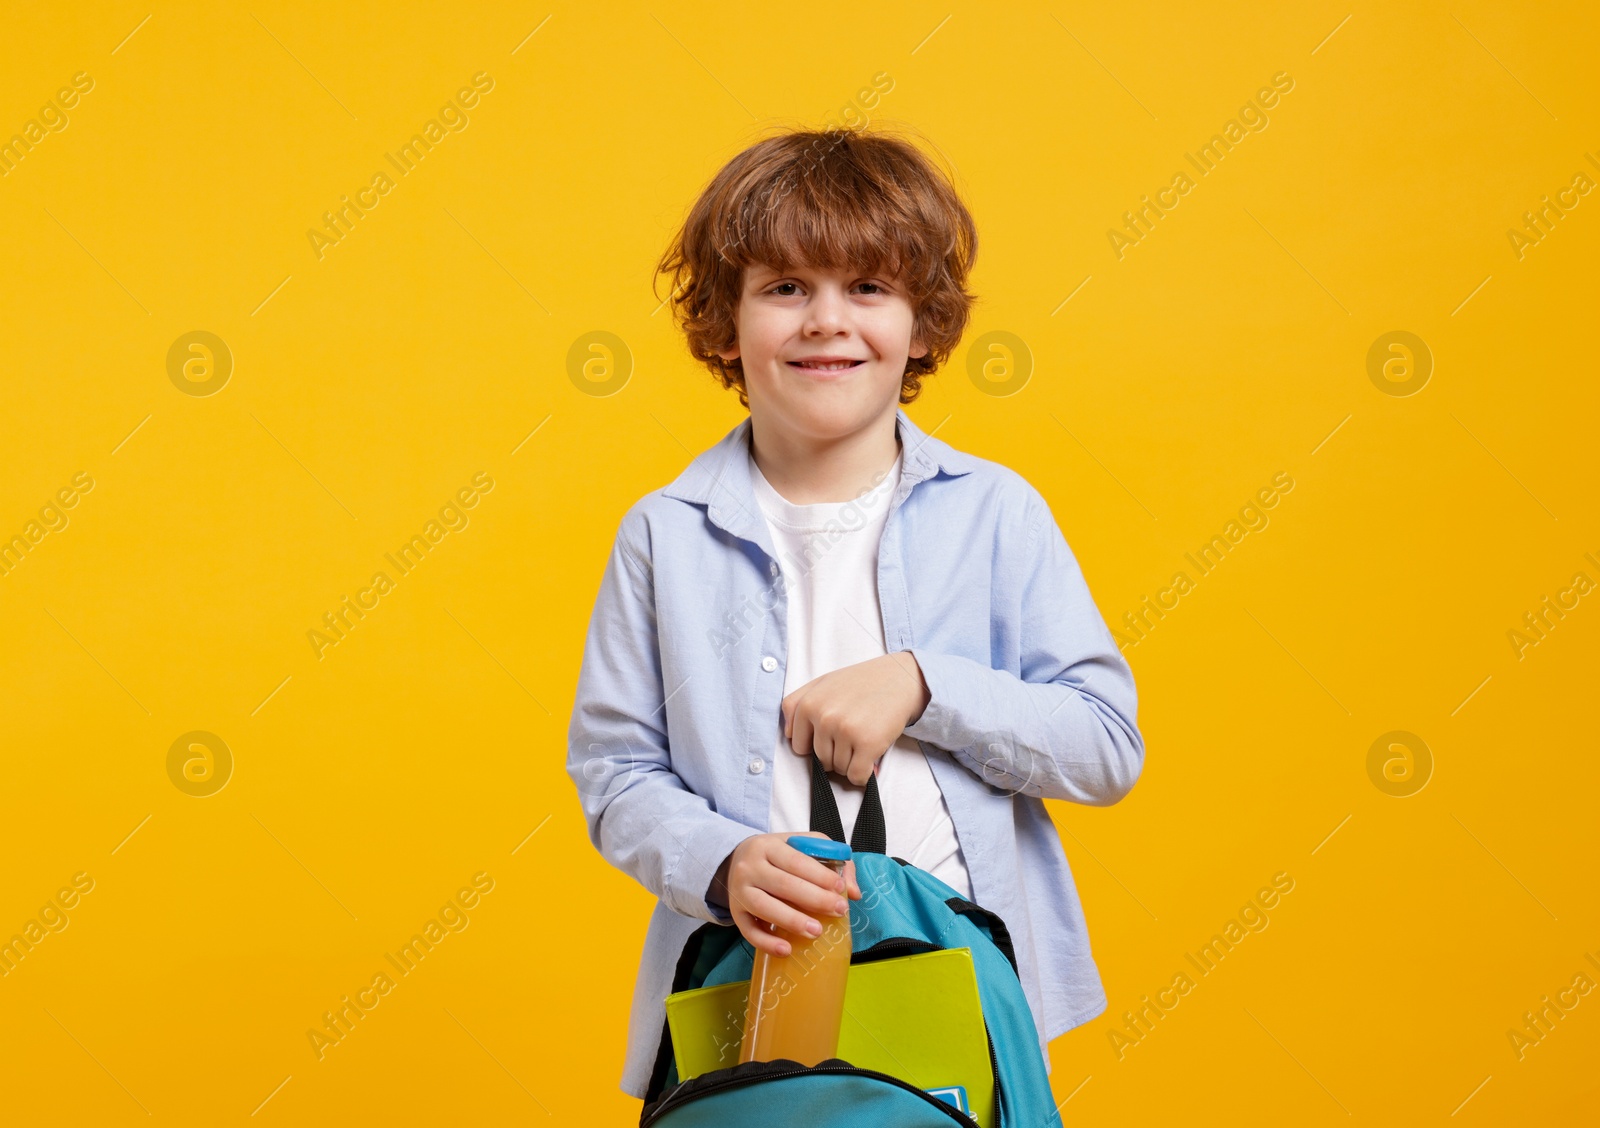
[748,445,902,533]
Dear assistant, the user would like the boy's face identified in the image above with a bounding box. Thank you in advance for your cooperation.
[717,262,928,444]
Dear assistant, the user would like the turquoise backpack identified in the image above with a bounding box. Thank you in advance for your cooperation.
[639,755,1064,1127]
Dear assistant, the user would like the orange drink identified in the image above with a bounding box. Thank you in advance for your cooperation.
[738,836,853,1066]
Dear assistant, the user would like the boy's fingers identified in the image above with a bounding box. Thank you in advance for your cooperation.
[741,887,821,940]
[732,909,791,956]
[749,926,790,957]
[813,729,835,774]
[771,842,847,891]
[788,711,814,758]
[843,859,862,899]
[787,833,847,893]
[723,881,771,923]
[757,865,848,919]
[782,698,805,742]
[843,745,870,786]
[785,685,819,746]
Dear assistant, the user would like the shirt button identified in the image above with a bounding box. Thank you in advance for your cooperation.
[761,656,778,672]
[748,758,765,774]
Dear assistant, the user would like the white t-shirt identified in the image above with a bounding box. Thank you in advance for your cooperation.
[750,443,973,899]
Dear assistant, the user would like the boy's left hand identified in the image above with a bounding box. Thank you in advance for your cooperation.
[781,652,931,786]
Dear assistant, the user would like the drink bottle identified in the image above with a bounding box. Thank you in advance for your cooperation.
[738,835,853,1066]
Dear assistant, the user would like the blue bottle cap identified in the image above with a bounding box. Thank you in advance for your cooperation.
[787,835,852,862]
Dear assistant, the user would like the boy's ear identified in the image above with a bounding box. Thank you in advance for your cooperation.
[716,341,741,362]
[908,333,929,361]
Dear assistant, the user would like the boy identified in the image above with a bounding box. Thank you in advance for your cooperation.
[567,127,1144,1099]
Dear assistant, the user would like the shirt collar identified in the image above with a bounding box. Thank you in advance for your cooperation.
[661,408,978,545]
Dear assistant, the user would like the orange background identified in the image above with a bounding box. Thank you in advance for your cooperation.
[1,2,1596,1124]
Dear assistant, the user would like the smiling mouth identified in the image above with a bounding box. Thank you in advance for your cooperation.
[788,360,866,373]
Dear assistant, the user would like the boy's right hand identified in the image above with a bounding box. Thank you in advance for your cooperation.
[721,832,861,957]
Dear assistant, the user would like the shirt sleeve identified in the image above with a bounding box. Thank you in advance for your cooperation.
[566,511,761,922]
[903,489,1144,805]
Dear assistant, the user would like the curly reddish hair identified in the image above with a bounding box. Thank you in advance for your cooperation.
[654,126,979,408]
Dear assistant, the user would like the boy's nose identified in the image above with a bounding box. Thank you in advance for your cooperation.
[802,289,848,335]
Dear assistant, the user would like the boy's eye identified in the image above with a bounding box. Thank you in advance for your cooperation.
[766,281,886,296]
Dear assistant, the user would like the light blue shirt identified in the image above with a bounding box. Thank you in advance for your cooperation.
[567,408,1145,1097]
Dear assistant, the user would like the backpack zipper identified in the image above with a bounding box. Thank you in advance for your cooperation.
[640,1058,978,1126]
[851,936,940,963]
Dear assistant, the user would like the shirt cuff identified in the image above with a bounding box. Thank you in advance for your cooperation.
[902,646,962,748]
[704,854,734,923]
[667,818,761,924]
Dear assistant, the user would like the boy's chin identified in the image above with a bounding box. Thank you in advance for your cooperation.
[760,395,898,435]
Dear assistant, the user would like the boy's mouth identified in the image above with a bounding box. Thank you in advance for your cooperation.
[788,358,866,375]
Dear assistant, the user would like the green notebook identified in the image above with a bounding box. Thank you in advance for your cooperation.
[664,947,995,1128]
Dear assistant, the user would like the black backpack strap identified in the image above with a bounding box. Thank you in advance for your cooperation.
[808,751,886,855]
[945,896,1020,978]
